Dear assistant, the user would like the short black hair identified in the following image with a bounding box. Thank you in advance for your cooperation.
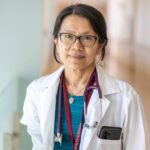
[53,3,108,63]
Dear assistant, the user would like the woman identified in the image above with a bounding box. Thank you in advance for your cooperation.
[20,4,147,150]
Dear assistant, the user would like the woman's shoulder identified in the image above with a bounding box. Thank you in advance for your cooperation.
[96,65,138,98]
[27,66,64,92]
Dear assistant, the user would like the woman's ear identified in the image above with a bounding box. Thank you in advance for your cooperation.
[97,43,102,54]
[54,38,58,45]
[98,40,106,53]
[54,38,59,51]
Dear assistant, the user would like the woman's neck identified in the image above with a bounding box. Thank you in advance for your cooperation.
[64,65,95,95]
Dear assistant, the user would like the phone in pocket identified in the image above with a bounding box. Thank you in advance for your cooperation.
[99,126,122,140]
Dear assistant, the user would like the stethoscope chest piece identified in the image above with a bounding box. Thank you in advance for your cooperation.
[54,132,62,146]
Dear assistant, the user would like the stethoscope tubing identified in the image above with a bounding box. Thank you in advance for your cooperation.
[55,68,102,143]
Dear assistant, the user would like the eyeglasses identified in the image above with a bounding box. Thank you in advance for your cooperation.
[57,33,98,47]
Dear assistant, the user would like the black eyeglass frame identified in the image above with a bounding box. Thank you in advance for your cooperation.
[57,32,99,47]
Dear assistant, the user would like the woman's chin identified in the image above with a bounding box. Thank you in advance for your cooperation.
[66,64,85,70]
[65,62,95,71]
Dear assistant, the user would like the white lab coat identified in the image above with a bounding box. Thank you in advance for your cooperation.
[20,65,148,150]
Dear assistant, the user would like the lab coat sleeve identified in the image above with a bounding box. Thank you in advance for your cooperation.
[20,81,46,150]
[123,88,149,150]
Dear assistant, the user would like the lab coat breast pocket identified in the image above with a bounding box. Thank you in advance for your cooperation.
[94,136,122,150]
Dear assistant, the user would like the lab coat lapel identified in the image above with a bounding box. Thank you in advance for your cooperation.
[38,66,64,147]
[80,66,120,150]
[101,96,111,118]
[80,93,110,150]
[86,92,110,119]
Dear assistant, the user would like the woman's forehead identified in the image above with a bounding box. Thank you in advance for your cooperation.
[60,14,96,35]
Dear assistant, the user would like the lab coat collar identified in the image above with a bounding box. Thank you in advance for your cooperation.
[40,65,120,125]
[40,66,64,90]
[39,65,121,148]
[96,65,120,96]
[41,65,120,96]
[86,65,120,116]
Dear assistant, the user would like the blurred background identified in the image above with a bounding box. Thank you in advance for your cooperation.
[0,0,150,149]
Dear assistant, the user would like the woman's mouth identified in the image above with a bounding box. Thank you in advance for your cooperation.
[68,55,85,59]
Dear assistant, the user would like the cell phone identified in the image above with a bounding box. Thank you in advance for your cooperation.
[99,126,122,140]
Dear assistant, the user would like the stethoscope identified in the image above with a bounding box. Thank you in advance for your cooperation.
[54,68,102,146]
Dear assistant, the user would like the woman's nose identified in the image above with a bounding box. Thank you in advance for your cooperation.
[72,38,84,50]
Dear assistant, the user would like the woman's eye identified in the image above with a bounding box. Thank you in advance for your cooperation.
[82,36,93,41]
[65,34,74,39]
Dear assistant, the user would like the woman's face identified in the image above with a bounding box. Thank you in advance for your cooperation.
[54,14,101,71]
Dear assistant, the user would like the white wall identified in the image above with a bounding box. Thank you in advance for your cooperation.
[135,0,150,47]
[0,0,41,83]
[107,0,135,42]
[107,0,150,47]
[0,78,19,150]
[0,0,41,149]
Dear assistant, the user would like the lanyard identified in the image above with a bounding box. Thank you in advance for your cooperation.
[55,68,102,149]
[63,77,85,149]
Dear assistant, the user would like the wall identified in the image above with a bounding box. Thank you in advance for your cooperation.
[0,78,19,150]
[135,0,150,46]
[0,0,41,149]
